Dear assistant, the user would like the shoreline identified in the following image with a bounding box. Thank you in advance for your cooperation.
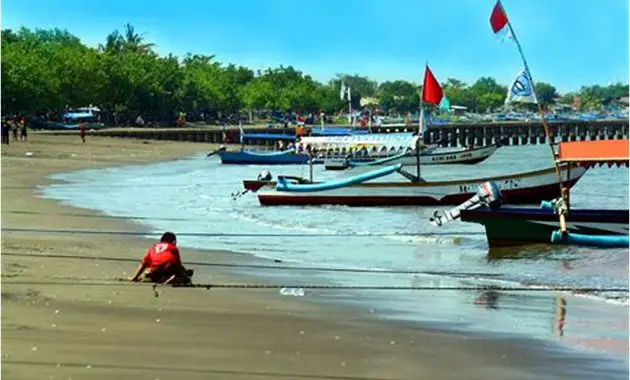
[3,135,628,378]
[34,145,629,360]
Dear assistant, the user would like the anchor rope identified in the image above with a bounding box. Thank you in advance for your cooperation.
[0,251,502,277]
[1,227,485,238]
[2,280,627,293]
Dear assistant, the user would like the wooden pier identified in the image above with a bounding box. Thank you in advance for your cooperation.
[50,119,629,148]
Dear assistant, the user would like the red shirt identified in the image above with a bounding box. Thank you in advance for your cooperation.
[142,242,181,269]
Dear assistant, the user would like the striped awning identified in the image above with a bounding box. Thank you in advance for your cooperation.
[557,140,629,167]
[300,133,420,152]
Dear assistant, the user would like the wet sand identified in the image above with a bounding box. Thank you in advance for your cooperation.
[1,134,625,379]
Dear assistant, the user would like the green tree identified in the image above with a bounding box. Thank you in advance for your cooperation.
[378,80,418,115]
[534,82,558,107]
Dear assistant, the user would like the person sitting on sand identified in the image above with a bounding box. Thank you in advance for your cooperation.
[129,232,193,284]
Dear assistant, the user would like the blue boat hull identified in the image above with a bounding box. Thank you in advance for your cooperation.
[219,150,310,165]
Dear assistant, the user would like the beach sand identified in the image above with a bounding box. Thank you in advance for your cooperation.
[1,134,621,380]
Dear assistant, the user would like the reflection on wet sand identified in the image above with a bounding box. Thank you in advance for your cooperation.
[486,245,577,261]
[555,295,567,337]
[474,289,500,310]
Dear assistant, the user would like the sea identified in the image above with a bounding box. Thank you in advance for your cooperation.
[39,144,629,366]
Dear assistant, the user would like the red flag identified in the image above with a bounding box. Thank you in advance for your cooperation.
[490,1,508,33]
[422,66,443,105]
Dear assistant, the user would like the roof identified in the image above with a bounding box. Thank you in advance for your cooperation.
[557,140,629,167]
[300,133,421,152]
[242,133,297,142]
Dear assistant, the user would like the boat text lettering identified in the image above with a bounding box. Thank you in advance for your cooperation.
[458,179,521,193]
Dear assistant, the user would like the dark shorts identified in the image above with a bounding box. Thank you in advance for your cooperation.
[142,264,193,284]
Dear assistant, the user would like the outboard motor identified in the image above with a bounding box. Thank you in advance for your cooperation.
[430,181,502,227]
[206,145,227,158]
[233,170,273,200]
[257,170,272,181]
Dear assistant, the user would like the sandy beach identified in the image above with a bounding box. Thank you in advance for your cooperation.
[1,134,625,380]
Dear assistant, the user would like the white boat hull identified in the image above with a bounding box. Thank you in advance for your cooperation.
[324,145,498,171]
[256,165,587,207]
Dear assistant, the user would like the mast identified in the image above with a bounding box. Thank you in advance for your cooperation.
[417,94,423,180]
[498,0,568,232]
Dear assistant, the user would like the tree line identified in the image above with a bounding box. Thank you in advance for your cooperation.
[2,25,627,125]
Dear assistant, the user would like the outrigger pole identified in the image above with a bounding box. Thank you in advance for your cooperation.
[497,0,568,233]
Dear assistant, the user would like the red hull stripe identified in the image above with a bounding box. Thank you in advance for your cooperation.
[258,179,580,207]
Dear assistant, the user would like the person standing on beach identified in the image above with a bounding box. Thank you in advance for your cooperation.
[79,120,87,143]
[129,232,193,284]
[19,117,28,142]
[11,119,18,142]
[1,119,10,145]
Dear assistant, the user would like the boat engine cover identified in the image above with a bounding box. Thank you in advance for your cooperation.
[477,181,502,209]
[430,181,503,226]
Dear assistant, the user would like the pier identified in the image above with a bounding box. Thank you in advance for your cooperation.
[48,119,629,148]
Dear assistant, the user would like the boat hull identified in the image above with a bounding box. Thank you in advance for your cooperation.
[460,207,629,247]
[219,150,310,165]
[325,145,498,170]
[255,165,586,207]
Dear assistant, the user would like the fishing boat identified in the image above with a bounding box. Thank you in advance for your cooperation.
[428,1,629,248]
[217,131,408,165]
[216,132,310,165]
[324,144,499,171]
[456,140,629,247]
[243,162,586,206]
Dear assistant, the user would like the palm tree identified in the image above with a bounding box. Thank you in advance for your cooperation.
[122,24,154,53]
[99,30,123,53]
[98,24,154,54]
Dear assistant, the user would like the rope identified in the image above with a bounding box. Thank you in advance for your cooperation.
[0,251,503,278]
[2,280,626,293]
[2,183,236,190]
[4,210,203,222]
[1,227,485,238]
[0,211,482,230]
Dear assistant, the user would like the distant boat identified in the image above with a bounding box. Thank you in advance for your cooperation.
[218,149,311,165]
[31,107,105,130]
[216,132,311,165]
[324,144,499,171]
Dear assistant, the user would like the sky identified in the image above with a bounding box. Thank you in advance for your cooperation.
[2,0,628,93]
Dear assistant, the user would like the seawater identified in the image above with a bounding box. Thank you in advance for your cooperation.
[39,145,629,362]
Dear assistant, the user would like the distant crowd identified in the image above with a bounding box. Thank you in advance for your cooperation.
[1,115,28,145]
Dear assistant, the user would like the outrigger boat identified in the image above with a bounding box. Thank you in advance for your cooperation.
[216,132,311,165]
[217,131,418,165]
[454,140,629,247]
[243,162,586,206]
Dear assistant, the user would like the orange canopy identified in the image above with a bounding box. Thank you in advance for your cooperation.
[557,140,629,167]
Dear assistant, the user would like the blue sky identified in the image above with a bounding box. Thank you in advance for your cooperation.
[2,0,628,93]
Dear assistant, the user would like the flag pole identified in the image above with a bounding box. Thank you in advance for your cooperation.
[417,94,423,181]
[417,64,428,181]
[499,0,568,232]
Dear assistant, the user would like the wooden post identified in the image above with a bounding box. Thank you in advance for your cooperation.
[416,137,421,181]
[309,153,314,183]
